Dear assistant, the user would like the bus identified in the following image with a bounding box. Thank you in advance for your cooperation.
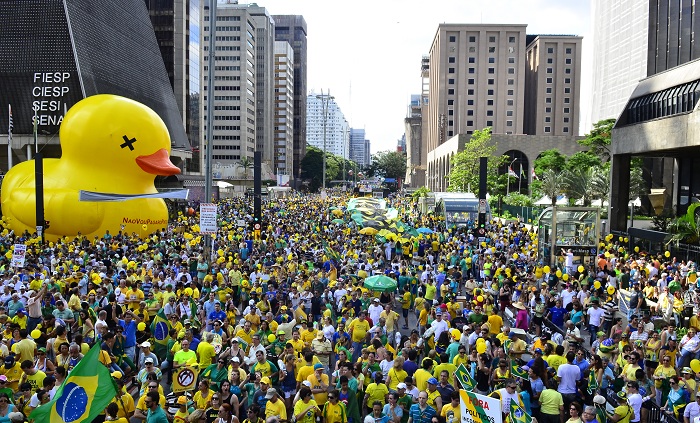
[434,193,490,229]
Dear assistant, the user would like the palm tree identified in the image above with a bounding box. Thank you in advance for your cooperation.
[668,203,700,245]
[540,169,565,206]
[238,157,253,180]
[564,168,595,206]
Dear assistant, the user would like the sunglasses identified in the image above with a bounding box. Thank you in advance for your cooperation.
[508,385,517,389]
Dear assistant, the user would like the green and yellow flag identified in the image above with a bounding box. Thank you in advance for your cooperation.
[29,343,117,423]
[151,308,171,359]
[508,398,532,423]
[455,363,476,391]
[587,369,599,395]
[510,359,528,379]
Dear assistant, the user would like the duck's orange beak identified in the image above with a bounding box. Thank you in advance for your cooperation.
[136,148,180,176]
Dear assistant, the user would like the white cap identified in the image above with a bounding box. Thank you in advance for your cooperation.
[140,341,151,348]
[302,380,312,387]
[397,383,407,390]
[232,357,240,363]
[249,300,255,306]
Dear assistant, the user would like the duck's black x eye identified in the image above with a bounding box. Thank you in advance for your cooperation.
[120,135,137,151]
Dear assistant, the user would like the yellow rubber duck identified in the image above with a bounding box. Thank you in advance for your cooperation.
[1,94,180,240]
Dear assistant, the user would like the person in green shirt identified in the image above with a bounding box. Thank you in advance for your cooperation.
[396,383,413,423]
[145,391,169,423]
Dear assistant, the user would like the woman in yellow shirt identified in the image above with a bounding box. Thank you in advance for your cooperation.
[385,357,408,391]
[193,379,213,410]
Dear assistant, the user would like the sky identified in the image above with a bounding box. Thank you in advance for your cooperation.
[256,0,592,154]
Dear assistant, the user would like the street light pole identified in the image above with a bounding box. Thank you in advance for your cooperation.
[316,90,333,192]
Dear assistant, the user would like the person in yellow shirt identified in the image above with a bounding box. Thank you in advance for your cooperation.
[133,382,167,421]
[453,345,469,367]
[0,356,22,392]
[364,372,389,411]
[487,313,503,337]
[323,390,348,423]
[296,352,318,388]
[289,329,306,354]
[236,321,255,347]
[300,322,317,347]
[414,358,434,392]
[197,333,217,368]
[433,354,457,387]
[386,357,408,391]
[193,379,213,410]
[174,395,190,422]
[380,305,400,338]
[113,377,136,420]
[401,287,412,329]
[348,312,370,362]
[441,391,461,423]
[265,388,288,422]
[307,364,330,405]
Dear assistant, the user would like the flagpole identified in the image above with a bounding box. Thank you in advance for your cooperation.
[7,104,12,171]
[518,164,522,194]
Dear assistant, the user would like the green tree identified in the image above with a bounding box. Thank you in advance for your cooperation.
[565,151,603,172]
[300,146,324,191]
[372,151,407,180]
[238,157,253,179]
[563,168,597,206]
[579,118,615,162]
[668,203,700,245]
[534,150,567,176]
[447,128,506,195]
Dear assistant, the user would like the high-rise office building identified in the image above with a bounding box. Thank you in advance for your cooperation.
[273,41,294,176]
[144,0,201,171]
[590,0,648,124]
[426,24,528,154]
[524,35,582,135]
[306,93,349,159]
[405,93,425,187]
[273,15,307,184]
[349,128,370,168]
[201,2,274,170]
[648,0,700,76]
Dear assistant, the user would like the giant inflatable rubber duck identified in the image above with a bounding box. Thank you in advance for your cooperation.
[1,94,180,240]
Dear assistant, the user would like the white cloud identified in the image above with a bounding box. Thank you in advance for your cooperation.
[258,0,592,153]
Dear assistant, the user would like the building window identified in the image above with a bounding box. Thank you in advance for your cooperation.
[448,78,455,84]
[489,36,496,42]
[448,89,455,95]
[468,78,474,84]
[489,46,496,53]
[546,87,552,94]
[486,120,493,126]
[546,67,553,74]
[487,89,494,95]
[544,126,551,133]
[507,89,514,95]
[467,120,474,126]
[545,117,551,122]
[449,36,456,42]
[509,36,516,43]
[469,67,475,74]
[487,110,493,116]
[509,57,515,63]
[468,89,474,95]
[508,67,515,74]
[563,117,569,123]
[467,110,474,116]
[469,57,475,63]
[564,97,570,103]
[507,99,514,106]
[469,46,476,52]
[488,78,495,84]
[564,107,570,113]
[565,68,572,74]
[508,79,514,85]
[468,99,474,105]
[487,99,494,105]
[469,36,476,42]
[488,67,495,74]
[564,87,570,93]
[449,68,455,73]
[506,120,513,126]
[546,98,552,103]
[565,58,572,64]
[489,57,495,63]
[547,58,553,64]
[546,77,553,83]
[448,120,454,126]
[547,47,554,53]
[545,107,552,113]
[448,130,454,136]
[449,57,456,63]
[467,130,473,135]
[566,47,572,54]
[448,99,454,105]
[563,127,569,133]
[507,110,513,116]
[448,110,454,115]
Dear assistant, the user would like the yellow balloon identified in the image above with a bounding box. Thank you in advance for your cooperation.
[477,295,484,302]
[476,338,486,346]
[476,343,487,354]
[142,224,148,231]
[593,281,601,289]
[619,236,623,242]
[562,274,569,281]
[578,265,585,273]
[634,246,639,252]
[512,253,518,259]
[267,334,276,343]
[30,329,41,339]
[555,270,562,278]
[0,96,179,241]
[665,251,671,258]
[691,359,700,374]
[624,237,629,243]
[543,266,551,273]
[137,322,146,331]
[607,286,615,295]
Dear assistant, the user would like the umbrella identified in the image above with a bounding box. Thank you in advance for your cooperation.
[332,219,344,224]
[364,275,398,292]
[417,227,433,234]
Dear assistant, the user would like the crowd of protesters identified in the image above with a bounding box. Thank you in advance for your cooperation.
[0,192,698,423]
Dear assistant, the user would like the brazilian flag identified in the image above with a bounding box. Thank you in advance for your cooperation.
[455,363,476,391]
[508,399,532,423]
[29,344,117,422]
[510,359,529,379]
[151,308,171,360]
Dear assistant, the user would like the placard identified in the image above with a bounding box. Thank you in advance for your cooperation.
[199,203,217,234]
[11,244,26,268]
[460,389,501,423]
